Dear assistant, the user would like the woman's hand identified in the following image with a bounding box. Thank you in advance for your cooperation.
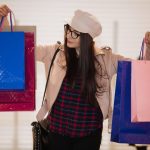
[0,4,11,17]
[145,31,150,48]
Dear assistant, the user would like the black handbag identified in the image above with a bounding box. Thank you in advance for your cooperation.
[31,42,61,150]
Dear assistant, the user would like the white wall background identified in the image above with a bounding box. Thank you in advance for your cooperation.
[0,0,150,150]
[1,0,150,55]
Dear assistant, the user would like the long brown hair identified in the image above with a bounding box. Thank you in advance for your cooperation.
[64,25,104,107]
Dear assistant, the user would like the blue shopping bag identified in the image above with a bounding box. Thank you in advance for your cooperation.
[111,61,124,143]
[0,13,25,90]
[111,61,150,144]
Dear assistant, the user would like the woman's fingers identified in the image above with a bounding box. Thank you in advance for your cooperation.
[0,4,11,17]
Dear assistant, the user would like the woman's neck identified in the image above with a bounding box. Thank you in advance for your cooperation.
[76,48,80,56]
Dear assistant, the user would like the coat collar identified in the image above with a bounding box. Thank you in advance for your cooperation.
[59,45,105,56]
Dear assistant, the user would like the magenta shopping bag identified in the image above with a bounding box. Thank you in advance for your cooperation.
[0,30,35,111]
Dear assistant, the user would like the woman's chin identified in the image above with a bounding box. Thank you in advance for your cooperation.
[67,43,75,48]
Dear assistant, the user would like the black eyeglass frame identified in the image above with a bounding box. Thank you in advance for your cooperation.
[64,24,80,39]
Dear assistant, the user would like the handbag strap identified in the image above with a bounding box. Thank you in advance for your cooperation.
[41,41,61,106]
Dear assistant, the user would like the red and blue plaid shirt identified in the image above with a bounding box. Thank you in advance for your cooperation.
[48,73,103,138]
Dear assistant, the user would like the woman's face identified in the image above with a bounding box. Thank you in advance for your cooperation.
[65,24,80,49]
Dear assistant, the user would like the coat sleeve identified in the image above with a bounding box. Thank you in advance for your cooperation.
[35,43,60,63]
[110,51,129,77]
[110,46,150,77]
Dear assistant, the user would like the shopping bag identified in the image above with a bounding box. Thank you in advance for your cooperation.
[111,61,126,143]
[111,61,150,144]
[131,60,150,122]
[0,26,36,111]
[0,15,25,90]
[131,39,150,122]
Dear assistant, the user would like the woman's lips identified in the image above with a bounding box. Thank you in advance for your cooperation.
[67,40,73,44]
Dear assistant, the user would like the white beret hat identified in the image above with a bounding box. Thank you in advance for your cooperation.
[67,9,102,39]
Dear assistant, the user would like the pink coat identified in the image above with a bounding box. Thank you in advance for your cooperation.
[36,43,150,129]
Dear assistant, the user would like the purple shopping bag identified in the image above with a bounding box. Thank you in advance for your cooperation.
[111,61,150,144]
[0,26,36,111]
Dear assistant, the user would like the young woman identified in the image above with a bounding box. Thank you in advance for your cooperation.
[1,4,150,150]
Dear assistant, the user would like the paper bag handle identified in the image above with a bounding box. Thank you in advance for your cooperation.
[0,11,14,32]
[139,39,145,60]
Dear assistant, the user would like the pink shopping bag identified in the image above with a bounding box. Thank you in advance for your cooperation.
[131,39,150,122]
[131,60,150,122]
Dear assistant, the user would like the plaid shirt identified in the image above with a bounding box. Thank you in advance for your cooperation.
[48,73,103,138]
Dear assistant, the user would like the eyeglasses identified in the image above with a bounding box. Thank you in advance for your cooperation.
[64,24,80,39]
